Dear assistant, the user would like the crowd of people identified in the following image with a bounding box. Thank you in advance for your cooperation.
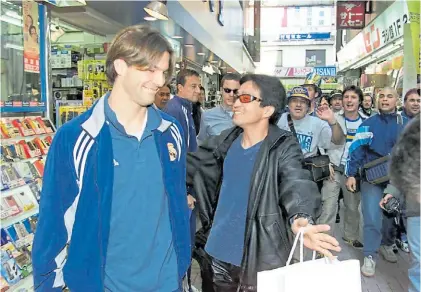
[31,25,420,292]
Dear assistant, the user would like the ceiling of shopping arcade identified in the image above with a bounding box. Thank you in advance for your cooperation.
[49,1,238,73]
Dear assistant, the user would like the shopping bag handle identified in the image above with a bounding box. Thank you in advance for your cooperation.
[286,227,316,266]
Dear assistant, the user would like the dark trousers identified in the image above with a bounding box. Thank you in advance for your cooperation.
[200,254,256,292]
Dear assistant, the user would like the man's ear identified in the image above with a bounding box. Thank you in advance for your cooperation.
[263,105,275,119]
[177,84,183,94]
[113,59,128,77]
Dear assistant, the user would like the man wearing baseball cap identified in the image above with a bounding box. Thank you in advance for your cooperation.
[302,71,323,115]
[277,86,345,159]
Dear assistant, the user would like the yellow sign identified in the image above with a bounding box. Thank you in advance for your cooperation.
[407,0,420,74]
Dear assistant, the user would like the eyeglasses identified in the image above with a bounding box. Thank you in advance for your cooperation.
[235,94,262,103]
[223,88,239,95]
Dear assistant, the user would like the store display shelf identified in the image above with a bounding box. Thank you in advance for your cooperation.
[1,207,39,228]
[1,179,38,198]
[10,274,34,292]
[2,133,54,144]
[1,155,46,165]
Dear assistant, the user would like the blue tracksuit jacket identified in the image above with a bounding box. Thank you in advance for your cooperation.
[32,95,191,291]
[345,112,408,177]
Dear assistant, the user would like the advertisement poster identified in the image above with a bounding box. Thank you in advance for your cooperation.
[407,0,420,74]
[305,50,326,67]
[23,0,40,73]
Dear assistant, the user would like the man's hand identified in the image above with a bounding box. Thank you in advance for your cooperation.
[346,177,357,192]
[380,194,394,210]
[292,218,341,258]
[187,194,196,210]
[316,106,336,125]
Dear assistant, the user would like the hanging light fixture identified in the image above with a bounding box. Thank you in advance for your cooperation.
[144,1,169,21]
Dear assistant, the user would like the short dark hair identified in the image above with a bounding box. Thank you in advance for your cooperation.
[342,85,363,103]
[240,74,286,124]
[176,69,200,87]
[404,88,420,102]
[221,73,241,88]
[200,86,205,94]
[106,25,174,85]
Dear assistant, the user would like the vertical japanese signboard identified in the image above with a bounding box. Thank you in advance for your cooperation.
[23,0,40,73]
[337,2,365,29]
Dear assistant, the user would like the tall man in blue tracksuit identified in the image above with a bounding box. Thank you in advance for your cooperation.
[32,25,191,292]
[345,87,408,278]
[164,69,200,291]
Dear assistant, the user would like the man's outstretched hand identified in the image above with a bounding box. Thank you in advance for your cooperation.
[291,218,341,258]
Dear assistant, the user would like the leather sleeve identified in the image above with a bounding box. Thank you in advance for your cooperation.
[277,135,321,220]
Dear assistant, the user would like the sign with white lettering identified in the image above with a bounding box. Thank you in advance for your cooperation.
[279,33,331,41]
[337,2,365,29]
[314,66,337,76]
[337,1,409,70]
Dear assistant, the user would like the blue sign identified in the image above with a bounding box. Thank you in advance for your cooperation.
[314,66,337,76]
[279,33,331,41]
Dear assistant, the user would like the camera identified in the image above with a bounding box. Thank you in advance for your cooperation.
[384,197,400,215]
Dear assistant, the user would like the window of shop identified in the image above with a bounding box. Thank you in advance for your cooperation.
[1,0,42,108]
[305,50,326,67]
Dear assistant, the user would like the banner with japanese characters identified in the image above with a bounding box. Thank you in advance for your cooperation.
[337,1,409,70]
[337,2,365,29]
[22,0,40,73]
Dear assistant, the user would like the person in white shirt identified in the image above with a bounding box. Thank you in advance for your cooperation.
[317,86,365,248]
[277,86,345,159]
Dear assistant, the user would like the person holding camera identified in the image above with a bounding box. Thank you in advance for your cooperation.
[379,114,420,292]
[345,87,409,277]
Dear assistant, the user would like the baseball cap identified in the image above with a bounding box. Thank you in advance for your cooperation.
[289,86,311,102]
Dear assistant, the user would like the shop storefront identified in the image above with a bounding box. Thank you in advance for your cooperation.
[337,0,411,96]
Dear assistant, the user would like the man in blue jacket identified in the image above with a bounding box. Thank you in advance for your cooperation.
[345,87,408,277]
[164,69,201,291]
[32,25,191,292]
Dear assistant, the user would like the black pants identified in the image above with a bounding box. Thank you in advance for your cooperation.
[200,253,256,292]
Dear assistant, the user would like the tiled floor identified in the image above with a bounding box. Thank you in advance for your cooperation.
[191,211,410,291]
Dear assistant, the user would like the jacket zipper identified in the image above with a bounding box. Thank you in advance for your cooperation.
[92,143,105,289]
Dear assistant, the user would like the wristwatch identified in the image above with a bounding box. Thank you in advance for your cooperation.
[289,213,315,225]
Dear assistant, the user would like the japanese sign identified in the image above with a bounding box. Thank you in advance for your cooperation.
[337,1,410,70]
[337,2,365,29]
[23,0,39,73]
[279,33,331,41]
[273,67,313,78]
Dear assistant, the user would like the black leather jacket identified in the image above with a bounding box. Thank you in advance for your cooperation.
[187,124,321,286]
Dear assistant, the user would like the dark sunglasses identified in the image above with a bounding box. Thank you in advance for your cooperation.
[235,94,262,103]
[223,88,239,94]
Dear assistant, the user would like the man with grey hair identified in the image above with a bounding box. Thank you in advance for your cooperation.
[345,86,409,277]
[197,73,241,144]
[380,114,420,292]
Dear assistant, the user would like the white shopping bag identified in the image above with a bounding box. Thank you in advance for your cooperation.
[257,227,362,292]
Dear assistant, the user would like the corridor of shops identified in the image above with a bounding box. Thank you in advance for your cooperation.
[1,0,419,291]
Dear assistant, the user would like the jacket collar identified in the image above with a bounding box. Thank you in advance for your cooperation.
[215,124,289,159]
[81,93,173,138]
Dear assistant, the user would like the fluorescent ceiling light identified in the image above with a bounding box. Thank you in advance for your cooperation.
[184,44,194,47]
[210,61,218,63]
[144,16,157,21]
[4,43,23,51]
[5,10,22,20]
[172,36,183,39]
[144,1,169,21]
[197,52,205,56]
[0,15,22,27]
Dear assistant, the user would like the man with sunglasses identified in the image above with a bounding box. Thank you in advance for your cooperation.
[187,74,341,292]
[197,73,241,145]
